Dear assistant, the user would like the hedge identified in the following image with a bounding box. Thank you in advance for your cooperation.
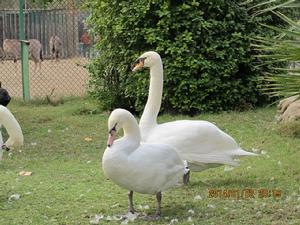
[86,0,277,114]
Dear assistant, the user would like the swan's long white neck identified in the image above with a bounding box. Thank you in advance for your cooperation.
[123,120,141,141]
[0,128,3,145]
[139,61,163,138]
[0,106,24,149]
[121,114,141,151]
[0,127,3,160]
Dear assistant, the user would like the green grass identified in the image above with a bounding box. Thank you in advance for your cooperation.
[0,98,300,225]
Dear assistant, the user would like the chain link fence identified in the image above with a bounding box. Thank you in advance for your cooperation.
[0,0,92,99]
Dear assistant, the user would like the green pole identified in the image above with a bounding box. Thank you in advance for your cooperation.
[19,0,30,101]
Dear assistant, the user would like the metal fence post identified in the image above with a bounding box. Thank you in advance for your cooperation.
[19,0,30,101]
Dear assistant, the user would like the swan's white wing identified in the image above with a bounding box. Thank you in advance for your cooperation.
[103,142,184,194]
[0,125,3,144]
[144,120,256,171]
[130,143,184,193]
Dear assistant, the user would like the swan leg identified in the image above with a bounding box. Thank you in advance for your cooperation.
[143,192,162,221]
[183,170,190,185]
[128,191,135,213]
[155,192,162,218]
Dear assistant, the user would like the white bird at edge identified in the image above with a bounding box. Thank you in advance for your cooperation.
[102,108,189,220]
[0,105,24,160]
[132,51,257,183]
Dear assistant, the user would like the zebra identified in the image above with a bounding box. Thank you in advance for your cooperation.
[3,39,21,63]
[3,38,43,74]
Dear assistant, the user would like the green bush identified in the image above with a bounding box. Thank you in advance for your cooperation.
[87,0,274,114]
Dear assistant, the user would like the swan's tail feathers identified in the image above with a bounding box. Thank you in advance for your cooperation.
[183,153,239,172]
[232,148,258,157]
[183,160,190,174]
[182,149,258,172]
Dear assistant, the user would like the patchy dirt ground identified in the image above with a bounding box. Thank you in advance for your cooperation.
[0,57,89,98]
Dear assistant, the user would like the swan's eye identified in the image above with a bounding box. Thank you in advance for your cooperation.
[139,57,146,63]
[135,57,146,64]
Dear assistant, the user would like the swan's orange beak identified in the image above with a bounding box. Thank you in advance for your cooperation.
[132,57,145,71]
[107,130,116,147]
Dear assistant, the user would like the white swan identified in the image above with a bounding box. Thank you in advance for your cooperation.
[102,108,188,219]
[132,51,256,178]
[0,105,24,160]
[0,82,12,158]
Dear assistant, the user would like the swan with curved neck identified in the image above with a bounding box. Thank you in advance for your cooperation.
[0,105,24,160]
[133,53,163,140]
[102,108,186,219]
[132,51,256,178]
[0,82,12,156]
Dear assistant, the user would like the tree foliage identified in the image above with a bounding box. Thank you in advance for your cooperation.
[87,0,276,114]
[249,0,300,99]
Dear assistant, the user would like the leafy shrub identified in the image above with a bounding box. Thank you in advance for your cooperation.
[247,0,300,100]
[87,0,276,114]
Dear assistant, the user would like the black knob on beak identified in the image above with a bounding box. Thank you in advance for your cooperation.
[2,145,10,151]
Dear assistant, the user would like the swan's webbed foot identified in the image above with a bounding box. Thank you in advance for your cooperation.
[142,192,161,220]
[142,214,161,221]
[2,145,10,151]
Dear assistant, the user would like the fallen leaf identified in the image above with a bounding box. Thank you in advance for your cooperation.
[19,171,33,176]
[84,137,93,142]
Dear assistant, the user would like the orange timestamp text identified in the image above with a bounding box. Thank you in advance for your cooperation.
[208,188,282,199]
